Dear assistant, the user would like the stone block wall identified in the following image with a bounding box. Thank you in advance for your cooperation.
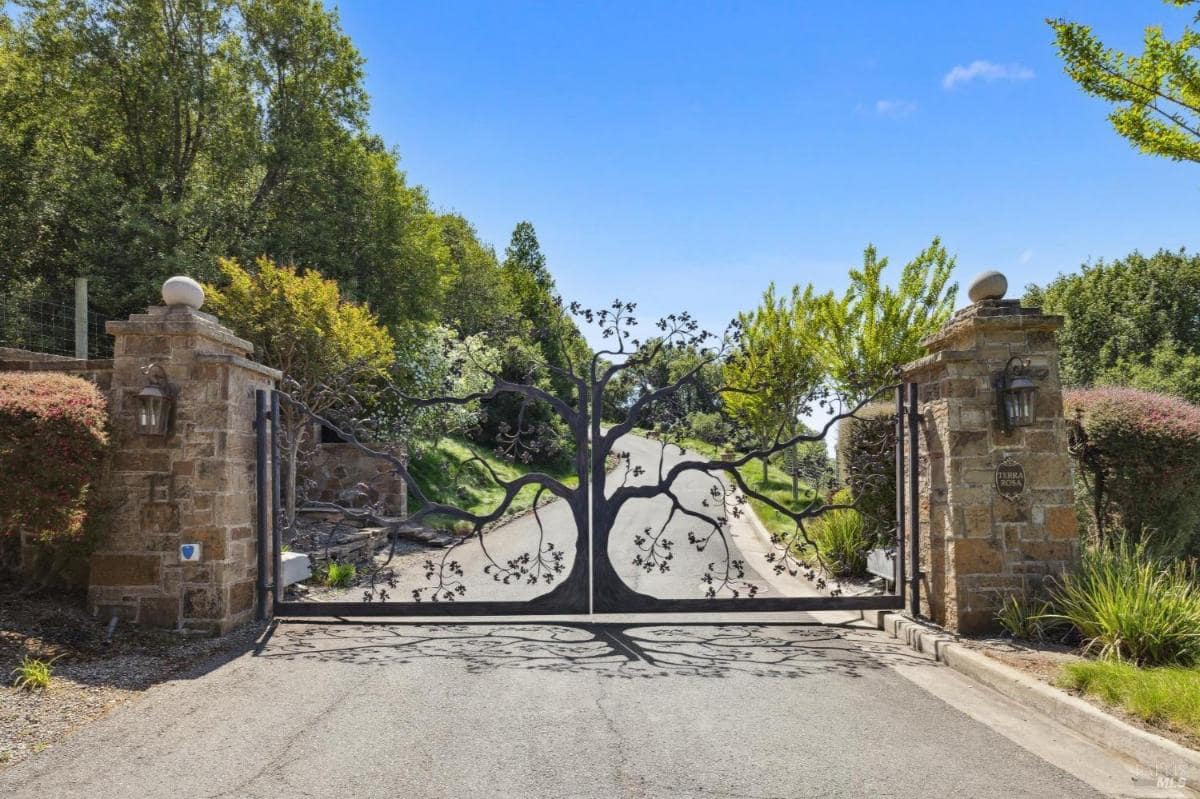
[88,305,279,634]
[900,299,1078,634]
[302,440,408,518]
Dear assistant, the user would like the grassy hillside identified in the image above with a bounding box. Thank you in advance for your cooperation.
[408,437,579,527]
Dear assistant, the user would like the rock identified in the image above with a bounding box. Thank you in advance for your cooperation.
[161,276,205,309]
[967,270,1007,303]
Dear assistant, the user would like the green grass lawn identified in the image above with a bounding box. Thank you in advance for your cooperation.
[1058,660,1200,741]
[408,437,579,528]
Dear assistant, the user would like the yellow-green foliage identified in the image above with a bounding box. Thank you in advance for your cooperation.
[321,561,357,588]
[813,239,957,400]
[1051,8,1200,164]
[724,283,822,481]
[11,655,59,690]
[204,256,395,390]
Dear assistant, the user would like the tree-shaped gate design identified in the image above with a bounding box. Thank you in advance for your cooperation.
[256,301,917,617]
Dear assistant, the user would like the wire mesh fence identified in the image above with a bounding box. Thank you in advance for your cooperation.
[0,294,112,359]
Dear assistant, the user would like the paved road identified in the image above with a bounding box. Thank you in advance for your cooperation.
[344,433,819,604]
[0,436,1185,798]
[1,616,1175,798]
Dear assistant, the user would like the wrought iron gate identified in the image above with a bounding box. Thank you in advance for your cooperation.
[254,306,921,619]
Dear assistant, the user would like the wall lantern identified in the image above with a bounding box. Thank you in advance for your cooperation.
[135,363,174,436]
[995,356,1037,431]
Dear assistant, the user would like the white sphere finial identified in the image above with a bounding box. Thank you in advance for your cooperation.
[967,270,1007,303]
[162,276,205,310]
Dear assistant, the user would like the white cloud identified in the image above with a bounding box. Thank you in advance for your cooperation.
[942,60,1034,90]
[1019,249,1033,265]
[874,99,917,117]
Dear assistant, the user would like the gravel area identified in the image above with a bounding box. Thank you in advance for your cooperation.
[0,589,264,771]
[959,636,1084,682]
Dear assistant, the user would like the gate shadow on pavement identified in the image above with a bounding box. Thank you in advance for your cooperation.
[252,620,928,680]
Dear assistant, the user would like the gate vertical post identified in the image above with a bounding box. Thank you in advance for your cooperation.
[907,382,921,616]
[894,384,905,597]
[255,390,270,620]
[270,391,283,606]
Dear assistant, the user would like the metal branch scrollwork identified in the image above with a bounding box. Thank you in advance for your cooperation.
[272,296,904,610]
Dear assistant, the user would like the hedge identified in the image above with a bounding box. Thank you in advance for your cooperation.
[841,410,897,545]
[0,372,109,557]
[1065,387,1200,556]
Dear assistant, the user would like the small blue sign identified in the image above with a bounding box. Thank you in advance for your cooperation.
[180,543,201,562]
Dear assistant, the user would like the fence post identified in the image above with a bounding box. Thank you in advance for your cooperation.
[74,277,88,359]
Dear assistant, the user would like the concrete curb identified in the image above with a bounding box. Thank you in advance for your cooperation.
[876,611,1200,785]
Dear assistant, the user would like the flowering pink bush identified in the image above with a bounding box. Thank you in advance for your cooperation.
[0,372,108,552]
[1066,387,1200,555]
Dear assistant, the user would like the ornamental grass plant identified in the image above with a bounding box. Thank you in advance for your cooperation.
[1046,537,1200,667]
[805,490,871,578]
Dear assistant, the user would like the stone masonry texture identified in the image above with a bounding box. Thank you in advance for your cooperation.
[87,305,279,634]
[900,299,1079,635]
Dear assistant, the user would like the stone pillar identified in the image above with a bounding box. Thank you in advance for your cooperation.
[900,273,1078,634]
[88,279,280,634]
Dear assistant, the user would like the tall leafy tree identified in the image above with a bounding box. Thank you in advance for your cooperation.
[1024,249,1200,402]
[499,220,589,400]
[439,214,516,338]
[503,220,552,290]
[1050,2,1200,164]
[0,0,447,334]
[204,256,394,523]
[724,283,822,493]
[814,238,957,402]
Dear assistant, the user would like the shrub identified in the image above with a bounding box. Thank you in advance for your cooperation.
[1066,387,1200,556]
[806,497,870,578]
[1047,538,1200,666]
[839,410,897,545]
[0,373,108,565]
[687,412,728,446]
[11,655,60,690]
[321,561,357,588]
[995,595,1057,641]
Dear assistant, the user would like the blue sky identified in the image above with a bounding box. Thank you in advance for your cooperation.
[335,1,1197,339]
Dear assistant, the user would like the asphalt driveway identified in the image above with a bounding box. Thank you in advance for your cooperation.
[0,614,1148,799]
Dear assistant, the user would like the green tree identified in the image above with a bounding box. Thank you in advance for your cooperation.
[0,0,255,312]
[204,256,395,523]
[439,214,516,338]
[504,220,552,290]
[724,283,823,494]
[814,238,957,402]
[498,220,590,401]
[1024,249,1200,400]
[1050,2,1200,164]
[0,0,447,335]
[624,340,724,432]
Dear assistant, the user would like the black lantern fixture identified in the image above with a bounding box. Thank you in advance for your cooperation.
[135,363,174,436]
[995,356,1037,431]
